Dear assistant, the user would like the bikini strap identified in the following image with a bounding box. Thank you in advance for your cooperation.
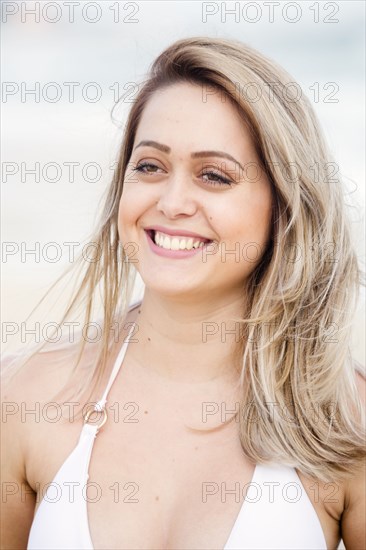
[92,301,141,413]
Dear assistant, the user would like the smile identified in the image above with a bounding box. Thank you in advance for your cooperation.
[153,230,208,250]
[145,230,214,259]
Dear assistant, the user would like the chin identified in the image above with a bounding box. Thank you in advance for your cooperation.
[141,278,211,300]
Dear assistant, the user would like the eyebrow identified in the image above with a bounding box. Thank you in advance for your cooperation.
[134,140,245,173]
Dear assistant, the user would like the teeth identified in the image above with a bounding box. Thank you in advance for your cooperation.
[152,230,207,251]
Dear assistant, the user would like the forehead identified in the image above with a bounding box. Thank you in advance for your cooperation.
[134,82,257,159]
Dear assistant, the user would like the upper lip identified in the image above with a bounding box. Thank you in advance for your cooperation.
[144,225,212,242]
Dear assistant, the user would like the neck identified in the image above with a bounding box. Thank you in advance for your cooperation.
[128,289,247,384]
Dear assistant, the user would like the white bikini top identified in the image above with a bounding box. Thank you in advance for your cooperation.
[27,299,327,549]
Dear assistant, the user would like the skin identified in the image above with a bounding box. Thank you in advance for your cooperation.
[1,82,365,549]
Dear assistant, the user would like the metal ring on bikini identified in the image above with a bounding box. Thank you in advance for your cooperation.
[83,405,108,429]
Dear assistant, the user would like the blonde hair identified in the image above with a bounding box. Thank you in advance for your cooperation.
[3,36,365,482]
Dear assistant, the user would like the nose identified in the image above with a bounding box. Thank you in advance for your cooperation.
[156,171,198,218]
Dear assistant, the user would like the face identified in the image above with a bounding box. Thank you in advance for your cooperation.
[118,82,273,302]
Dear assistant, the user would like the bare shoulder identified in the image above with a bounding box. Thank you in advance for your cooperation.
[340,361,366,548]
[0,345,79,549]
[341,458,366,548]
[1,300,142,405]
[1,344,86,410]
[1,344,85,472]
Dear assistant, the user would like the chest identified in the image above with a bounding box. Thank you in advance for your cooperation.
[29,406,258,548]
[27,366,342,549]
[91,418,259,548]
[28,414,343,550]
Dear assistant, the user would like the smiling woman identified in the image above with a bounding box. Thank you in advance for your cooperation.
[1,37,365,550]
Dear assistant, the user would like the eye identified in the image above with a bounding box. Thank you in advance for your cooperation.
[131,162,162,175]
[201,170,233,187]
[131,161,234,187]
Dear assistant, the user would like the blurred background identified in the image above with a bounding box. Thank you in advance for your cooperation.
[1,1,365,367]
[1,3,364,548]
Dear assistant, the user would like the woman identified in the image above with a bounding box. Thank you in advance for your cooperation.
[1,37,365,550]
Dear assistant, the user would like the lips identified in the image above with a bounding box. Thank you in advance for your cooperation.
[144,227,213,258]
[144,225,212,242]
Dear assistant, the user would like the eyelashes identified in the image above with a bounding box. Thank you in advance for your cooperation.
[131,162,234,187]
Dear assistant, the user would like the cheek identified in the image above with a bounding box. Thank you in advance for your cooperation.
[218,190,272,247]
[118,186,139,229]
[119,178,155,218]
[244,203,272,240]
[117,183,154,244]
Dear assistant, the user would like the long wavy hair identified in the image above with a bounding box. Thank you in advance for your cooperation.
[2,36,365,483]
